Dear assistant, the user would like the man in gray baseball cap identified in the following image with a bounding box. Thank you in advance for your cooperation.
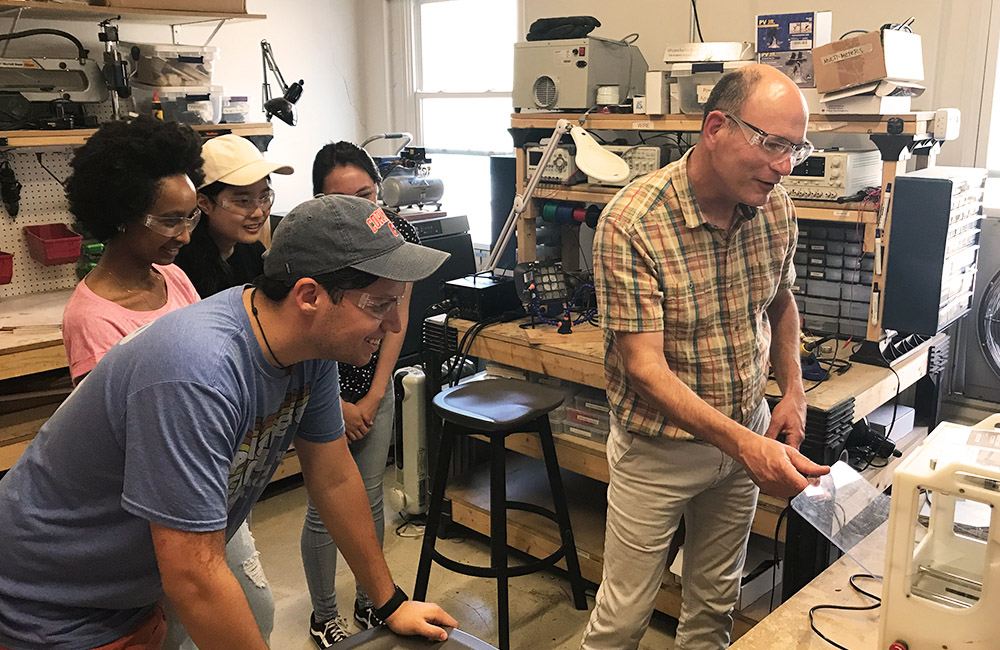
[0,195,456,649]
[264,194,450,283]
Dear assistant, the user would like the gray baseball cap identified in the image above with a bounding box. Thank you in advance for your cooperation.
[263,195,450,282]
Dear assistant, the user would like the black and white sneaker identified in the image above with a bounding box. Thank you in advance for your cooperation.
[353,601,384,630]
[309,612,351,648]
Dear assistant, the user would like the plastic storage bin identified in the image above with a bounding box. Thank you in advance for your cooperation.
[221,95,250,123]
[0,251,12,284]
[669,61,753,114]
[23,224,82,266]
[131,82,223,124]
[120,42,218,86]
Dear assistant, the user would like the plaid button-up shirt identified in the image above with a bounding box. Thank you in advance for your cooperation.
[593,149,797,439]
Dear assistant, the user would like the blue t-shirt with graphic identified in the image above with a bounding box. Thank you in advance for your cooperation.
[0,287,344,650]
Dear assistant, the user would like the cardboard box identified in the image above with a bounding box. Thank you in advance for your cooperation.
[88,0,246,12]
[819,80,924,114]
[757,11,832,52]
[813,30,923,94]
[760,51,816,88]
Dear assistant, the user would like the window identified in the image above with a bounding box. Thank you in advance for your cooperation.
[412,0,517,244]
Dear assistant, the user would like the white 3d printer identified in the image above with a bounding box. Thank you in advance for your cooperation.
[879,414,1000,649]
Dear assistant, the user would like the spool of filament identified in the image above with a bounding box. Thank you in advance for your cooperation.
[541,200,559,222]
[572,207,586,223]
[555,203,575,225]
[585,204,602,228]
[596,85,620,105]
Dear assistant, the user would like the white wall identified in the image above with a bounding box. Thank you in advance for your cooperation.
[11,0,367,212]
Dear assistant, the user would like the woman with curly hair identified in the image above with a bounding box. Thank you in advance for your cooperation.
[62,116,203,385]
[60,117,275,649]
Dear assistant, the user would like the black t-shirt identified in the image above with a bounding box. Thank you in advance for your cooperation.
[176,240,265,299]
[339,215,420,402]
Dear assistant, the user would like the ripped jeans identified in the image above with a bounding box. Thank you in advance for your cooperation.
[161,521,274,649]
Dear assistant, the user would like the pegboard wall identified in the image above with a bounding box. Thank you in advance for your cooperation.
[0,147,81,300]
[0,101,125,301]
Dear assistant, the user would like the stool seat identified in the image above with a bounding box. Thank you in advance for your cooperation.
[432,378,564,432]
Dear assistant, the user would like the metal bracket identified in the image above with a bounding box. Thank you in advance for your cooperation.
[170,18,228,47]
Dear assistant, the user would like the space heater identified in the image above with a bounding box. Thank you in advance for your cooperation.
[390,366,429,516]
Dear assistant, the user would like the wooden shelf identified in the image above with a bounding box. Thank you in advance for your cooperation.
[0,122,273,148]
[511,111,935,136]
[0,1,265,24]
[529,184,877,224]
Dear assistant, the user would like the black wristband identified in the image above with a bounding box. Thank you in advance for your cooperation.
[374,584,408,622]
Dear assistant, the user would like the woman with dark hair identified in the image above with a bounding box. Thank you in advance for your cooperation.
[174,134,293,298]
[62,116,203,385]
[301,141,421,647]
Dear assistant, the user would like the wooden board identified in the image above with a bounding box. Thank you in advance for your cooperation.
[0,289,71,379]
[518,322,603,346]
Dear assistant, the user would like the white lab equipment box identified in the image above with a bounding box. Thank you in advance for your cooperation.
[513,36,647,110]
[879,415,1000,650]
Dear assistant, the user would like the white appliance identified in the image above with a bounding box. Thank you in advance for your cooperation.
[390,366,429,516]
[879,415,1000,650]
[513,36,647,110]
[783,149,883,201]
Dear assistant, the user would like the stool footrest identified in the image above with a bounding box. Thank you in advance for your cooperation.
[429,500,569,579]
[430,545,567,579]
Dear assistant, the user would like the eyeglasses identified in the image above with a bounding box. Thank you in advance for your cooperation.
[724,113,814,166]
[218,188,276,217]
[142,208,202,238]
[348,291,404,320]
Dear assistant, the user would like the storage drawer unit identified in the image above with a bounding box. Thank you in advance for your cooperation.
[883,167,987,335]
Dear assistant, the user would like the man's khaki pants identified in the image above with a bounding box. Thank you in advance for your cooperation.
[581,401,768,650]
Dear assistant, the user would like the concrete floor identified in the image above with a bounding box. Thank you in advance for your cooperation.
[250,476,678,650]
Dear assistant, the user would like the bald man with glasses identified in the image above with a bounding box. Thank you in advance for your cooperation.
[582,64,829,650]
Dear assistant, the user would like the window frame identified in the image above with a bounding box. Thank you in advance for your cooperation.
[409,0,517,158]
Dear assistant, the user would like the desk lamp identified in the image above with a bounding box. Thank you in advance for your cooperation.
[260,40,303,126]
[485,118,629,272]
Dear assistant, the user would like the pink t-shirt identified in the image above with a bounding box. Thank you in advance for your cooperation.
[62,263,200,382]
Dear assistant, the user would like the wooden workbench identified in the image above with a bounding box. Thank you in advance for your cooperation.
[0,289,71,381]
[428,315,942,624]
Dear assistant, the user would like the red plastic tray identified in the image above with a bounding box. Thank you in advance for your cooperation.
[0,251,12,284]
[23,224,82,266]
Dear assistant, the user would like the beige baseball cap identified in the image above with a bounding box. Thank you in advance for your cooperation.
[199,134,293,188]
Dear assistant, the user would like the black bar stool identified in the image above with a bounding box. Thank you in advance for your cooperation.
[413,378,588,650]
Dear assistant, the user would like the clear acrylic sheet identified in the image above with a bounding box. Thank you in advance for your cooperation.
[790,461,891,575]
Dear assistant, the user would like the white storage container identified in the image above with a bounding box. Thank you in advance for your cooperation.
[132,82,223,125]
[669,61,753,115]
[221,95,250,123]
[120,42,218,87]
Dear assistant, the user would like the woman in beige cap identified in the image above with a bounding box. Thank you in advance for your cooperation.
[167,133,292,650]
[174,133,293,298]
